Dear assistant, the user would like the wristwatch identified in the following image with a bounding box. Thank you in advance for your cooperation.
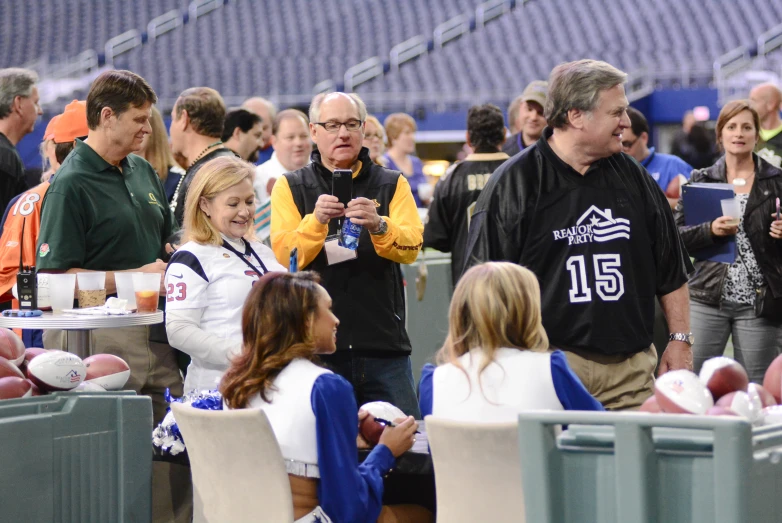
[669,332,695,346]
[369,217,388,235]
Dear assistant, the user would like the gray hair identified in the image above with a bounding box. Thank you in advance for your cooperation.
[309,92,367,124]
[0,68,39,119]
[545,60,627,129]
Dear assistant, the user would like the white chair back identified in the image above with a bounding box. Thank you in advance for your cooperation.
[425,416,525,523]
[171,403,294,523]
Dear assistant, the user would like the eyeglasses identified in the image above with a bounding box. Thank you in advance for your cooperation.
[315,119,363,133]
[621,137,639,149]
[364,133,384,141]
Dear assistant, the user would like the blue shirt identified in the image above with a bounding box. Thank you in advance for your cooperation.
[382,153,428,207]
[311,373,395,522]
[642,147,693,193]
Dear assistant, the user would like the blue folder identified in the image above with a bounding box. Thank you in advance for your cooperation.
[681,182,736,263]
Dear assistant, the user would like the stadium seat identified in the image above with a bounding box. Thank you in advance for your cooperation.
[425,416,525,523]
[170,403,295,523]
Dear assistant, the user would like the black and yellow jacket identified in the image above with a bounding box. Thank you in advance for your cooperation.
[271,146,423,353]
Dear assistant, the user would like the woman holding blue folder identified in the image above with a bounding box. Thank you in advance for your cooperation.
[673,100,782,383]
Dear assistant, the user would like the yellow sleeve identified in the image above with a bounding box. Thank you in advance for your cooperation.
[270,176,328,269]
[370,175,423,264]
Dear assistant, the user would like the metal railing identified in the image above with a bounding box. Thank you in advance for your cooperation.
[147,10,184,42]
[343,57,384,92]
[433,15,469,49]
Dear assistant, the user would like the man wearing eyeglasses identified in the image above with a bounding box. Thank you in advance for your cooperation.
[271,92,424,418]
[622,107,692,210]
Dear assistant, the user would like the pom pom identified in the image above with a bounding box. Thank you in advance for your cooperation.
[152,388,224,455]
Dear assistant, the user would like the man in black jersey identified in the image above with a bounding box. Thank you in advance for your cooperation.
[424,104,509,288]
[465,60,694,410]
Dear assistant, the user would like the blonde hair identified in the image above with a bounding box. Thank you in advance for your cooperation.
[142,106,176,180]
[437,262,548,378]
[182,156,257,246]
[383,112,416,147]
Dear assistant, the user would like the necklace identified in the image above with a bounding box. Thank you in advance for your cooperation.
[170,141,223,212]
[731,172,754,187]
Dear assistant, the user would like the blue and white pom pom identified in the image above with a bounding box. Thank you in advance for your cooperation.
[152,388,224,455]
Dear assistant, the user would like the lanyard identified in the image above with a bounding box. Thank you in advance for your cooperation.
[221,239,269,277]
[642,151,656,168]
[517,133,524,152]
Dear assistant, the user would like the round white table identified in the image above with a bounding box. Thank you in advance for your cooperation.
[0,311,164,359]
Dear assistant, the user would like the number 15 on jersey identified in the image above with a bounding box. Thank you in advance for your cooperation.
[565,254,624,303]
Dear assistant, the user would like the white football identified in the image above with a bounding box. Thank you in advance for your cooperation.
[70,381,107,393]
[27,351,86,392]
[761,405,782,426]
[655,370,714,414]
[359,401,406,422]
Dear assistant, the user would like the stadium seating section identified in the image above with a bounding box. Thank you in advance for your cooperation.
[2,0,782,109]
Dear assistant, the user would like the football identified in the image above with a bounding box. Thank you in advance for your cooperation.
[0,376,32,400]
[763,354,782,404]
[706,406,739,416]
[699,357,748,400]
[715,391,760,422]
[655,370,714,414]
[26,379,42,396]
[639,395,661,413]
[21,348,49,378]
[27,351,86,392]
[70,381,107,393]
[761,405,782,426]
[83,354,130,390]
[747,383,777,409]
[0,356,24,379]
[0,329,25,367]
[358,401,407,445]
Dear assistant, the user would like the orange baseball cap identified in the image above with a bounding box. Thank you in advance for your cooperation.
[43,115,60,141]
[53,100,89,144]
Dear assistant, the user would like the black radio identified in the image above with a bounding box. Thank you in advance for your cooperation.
[16,218,36,310]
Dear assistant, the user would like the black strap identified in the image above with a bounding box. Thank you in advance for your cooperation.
[221,239,269,277]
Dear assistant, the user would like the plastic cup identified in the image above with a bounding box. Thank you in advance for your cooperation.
[721,198,741,226]
[417,182,434,203]
[132,273,161,313]
[114,272,139,309]
[48,274,76,313]
[76,272,106,308]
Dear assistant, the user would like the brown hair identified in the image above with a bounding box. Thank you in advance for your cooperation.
[86,70,157,129]
[383,112,416,147]
[221,271,322,408]
[173,87,225,138]
[716,100,760,151]
[141,106,176,180]
[436,262,548,394]
[183,155,257,246]
[54,142,75,164]
[273,108,309,135]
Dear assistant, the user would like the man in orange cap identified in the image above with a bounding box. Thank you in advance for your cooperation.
[0,100,88,346]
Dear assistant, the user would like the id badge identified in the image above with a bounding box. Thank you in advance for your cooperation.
[325,235,357,265]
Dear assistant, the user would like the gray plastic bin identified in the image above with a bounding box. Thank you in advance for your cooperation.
[518,411,782,523]
[0,392,153,523]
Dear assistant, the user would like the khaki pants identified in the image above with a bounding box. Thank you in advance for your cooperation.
[43,326,192,523]
[563,345,657,411]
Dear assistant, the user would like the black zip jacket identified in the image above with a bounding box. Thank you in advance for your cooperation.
[674,154,782,306]
[282,147,416,354]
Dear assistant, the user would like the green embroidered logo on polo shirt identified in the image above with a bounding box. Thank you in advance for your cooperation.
[39,243,50,257]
